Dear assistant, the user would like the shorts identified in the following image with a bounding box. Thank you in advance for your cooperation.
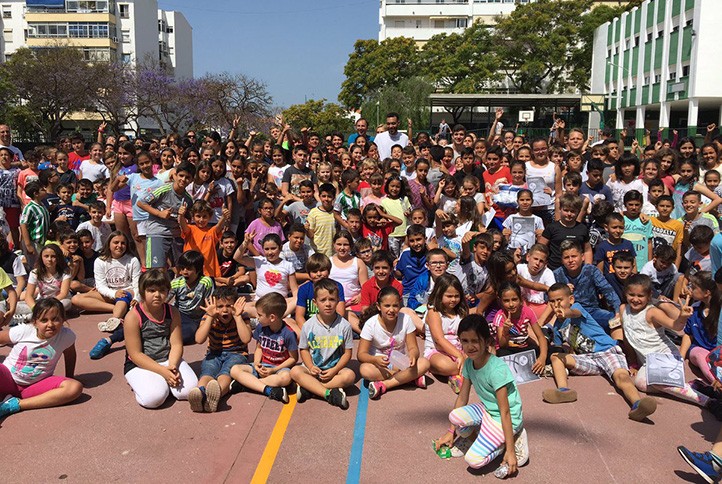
[424,348,461,361]
[570,346,628,378]
[200,350,248,378]
[248,362,291,378]
[0,364,69,399]
[146,236,184,269]
[111,199,133,217]
[4,206,20,230]
[136,220,148,236]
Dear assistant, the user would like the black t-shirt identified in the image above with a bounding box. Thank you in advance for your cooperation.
[53,203,88,229]
[541,221,590,270]
[453,166,486,192]
[81,250,98,280]
[218,249,239,278]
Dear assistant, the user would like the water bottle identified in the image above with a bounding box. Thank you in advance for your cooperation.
[388,350,410,370]
[494,463,509,479]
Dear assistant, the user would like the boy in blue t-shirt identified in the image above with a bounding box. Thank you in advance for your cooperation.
[394,224,428,303]
[294,253,345,334]
[622,190,653,272]
[593,212,636,274]
[230,293,298,404]
[539,283,657,422]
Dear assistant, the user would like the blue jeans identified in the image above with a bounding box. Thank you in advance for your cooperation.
[200,350,248,378]
[180,313,199,345]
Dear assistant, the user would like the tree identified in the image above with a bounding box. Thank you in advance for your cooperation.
[420,23,501,93]
[282,99,354,136]
[93,61,141,137]
[491,0,594,93]
[202,72,273,135]
[339,37,421,109]
[1,45,101,140]
[359,77,434,134]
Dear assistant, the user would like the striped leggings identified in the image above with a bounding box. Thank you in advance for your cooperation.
[449,403,514,469]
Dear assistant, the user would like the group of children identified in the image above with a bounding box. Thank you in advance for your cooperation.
[3,117,722,478]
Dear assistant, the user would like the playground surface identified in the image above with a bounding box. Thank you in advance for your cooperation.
[0,312,717,484]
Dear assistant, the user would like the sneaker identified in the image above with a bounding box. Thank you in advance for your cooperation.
[415,374,427,389]
[706,399,722,421]
[188,387,205,413]
[326,388,349,409]
[450,435,474,458]
[248,318,259,330]
[542,388,578,404]
[228,379,244,395]
[542,364,554,378]
[368,381,386,400]
[678,446,721,484]
[628,396,657,421]
[514,428,530,466]
[296,384,312,403]
[0,396,21,419]
[448,375,463,394]
[268,387,289,404]
[89,338,112,360]
[98,317,123,332]
[204,380,221,412]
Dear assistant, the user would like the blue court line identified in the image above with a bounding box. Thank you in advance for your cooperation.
[346,381,370,484]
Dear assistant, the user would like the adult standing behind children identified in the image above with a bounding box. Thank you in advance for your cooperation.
[374,113,409,161]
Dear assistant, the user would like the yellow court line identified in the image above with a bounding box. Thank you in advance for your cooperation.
[250,394,298,484]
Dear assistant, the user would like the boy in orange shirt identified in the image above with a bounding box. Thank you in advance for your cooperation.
[178,200,229,277]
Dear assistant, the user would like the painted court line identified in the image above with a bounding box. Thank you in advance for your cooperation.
[346,382,370,484]
[250,394,298,484]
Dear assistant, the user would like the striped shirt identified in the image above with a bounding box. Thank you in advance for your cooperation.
[169,275,214,320]
[19,200,50,244]
[207,316,247,353]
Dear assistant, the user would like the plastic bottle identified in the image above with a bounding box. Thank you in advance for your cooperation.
[433,442,452,459]
[388,350,410,370]
[494,463,509,479]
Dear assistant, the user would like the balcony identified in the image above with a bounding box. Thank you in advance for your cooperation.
[384,2,472,18]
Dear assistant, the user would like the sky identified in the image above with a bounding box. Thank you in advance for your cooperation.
[157,0,379,108]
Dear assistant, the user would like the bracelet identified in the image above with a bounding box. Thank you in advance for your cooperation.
[448,426,456,434]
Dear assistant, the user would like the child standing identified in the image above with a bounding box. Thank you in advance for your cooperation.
[0,299,83,420]
[381,175,412,258]
[361,203,400,252]
[425,274,468,393]
[622,190,653,271]
[294,253,346,334]
[19,181,50,267]
[606,153,645,213]
[358,287,430,400]
[178,200,229,277]
[395,225,428,304]
[594,212,636,274]
[230,292,298,404]
[434,314,528,476]
[290,278,356,409]
[123,269,199,409]
[306,183,337,257]
[359,250,403,315]
[75,201,111,252]
[189,287,252,412]
[539,194,592,271]
[651,195,684,269]
[244,197,285,257]
[334,169,361,228]
[640,245,679,298]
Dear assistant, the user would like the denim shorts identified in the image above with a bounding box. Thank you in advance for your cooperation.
[249,362,291,378]
[200,350,248,378]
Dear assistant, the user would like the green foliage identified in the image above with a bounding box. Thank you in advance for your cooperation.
[282,99,354,136]
[359,77,434,133]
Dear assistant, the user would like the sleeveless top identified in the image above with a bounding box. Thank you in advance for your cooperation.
[330,257,361,300]
[124,303,172,374]
[622,305,679,365]
[525,161,556,210]
[424,311,462,353]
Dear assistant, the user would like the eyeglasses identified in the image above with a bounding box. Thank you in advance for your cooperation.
[428,261,446,267]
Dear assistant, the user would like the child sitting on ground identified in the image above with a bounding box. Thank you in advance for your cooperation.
[680,271,720,388]
[188,287,252,412]
[290,278,355,409]
[280,224,314,283]
[230,292,297,404]
[640,244,679,298]
[540,283,657,422]
[170,250,215,345]
[621,274,722,420]
[358,287,430,400]
[294,254,346,336]
[359,250,403,315]
[75,201,111,252]
[516,244,554,320]
[434,314,528,476]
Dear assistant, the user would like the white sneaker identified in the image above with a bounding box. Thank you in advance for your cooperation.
[450,435,474,458]
[98,317,123,332]
[514,428,529,466]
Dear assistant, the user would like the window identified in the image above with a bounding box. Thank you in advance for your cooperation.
[2,5,11,19]
[121,29,130,42]
[122,53,131,63]
[669,71,676,80]
[685,19,693,27]
[166,26,173,33]
[158,20,165,33]
[682,65,690,77]
[68,22,109,38]
[671,25,679,33]
[82,47,111,62]
[634,35,639,47]
[654,74,661,83]
[3,29,11,43]
[118,3,128,18]
[455,18,467,28]
[644,76,650,84]
[434,20,445,28]
[66,1,110,13]
[394,20,404,28]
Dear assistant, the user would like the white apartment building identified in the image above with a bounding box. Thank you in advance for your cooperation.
[589,0,722,139]
[0,0,192,77]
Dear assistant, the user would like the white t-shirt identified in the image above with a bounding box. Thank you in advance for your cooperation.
[374,130,409,160]
[94,254,141,300]
[360,312,416,356]
[79,160,110,182]
[28,270,71,299]
[517,263,555,305]
[76,221,112,251]
[3,323,75,385]
[268,164,289,188]
[253,256,295,300]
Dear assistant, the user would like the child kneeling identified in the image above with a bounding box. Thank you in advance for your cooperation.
[358,286,430,400]
[434,314,528,476]
[290,278,356,409]
[230,293,298,404]
[188,286,252,413]
[124,269,198,409]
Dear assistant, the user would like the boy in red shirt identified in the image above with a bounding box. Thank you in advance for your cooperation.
[360,250,403,314]
[482,145,511,226]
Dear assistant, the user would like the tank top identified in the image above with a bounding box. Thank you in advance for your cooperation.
[424,311,461,353]
[330,257,361,300]
[115,163,138,201]
[525,161,556,210]
[123,303,172,373]
[622,305,679,365]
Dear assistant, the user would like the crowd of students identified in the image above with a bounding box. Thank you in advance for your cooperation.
[2,113,722,480]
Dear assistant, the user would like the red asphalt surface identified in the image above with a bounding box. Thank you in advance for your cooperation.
[0,311,716,483]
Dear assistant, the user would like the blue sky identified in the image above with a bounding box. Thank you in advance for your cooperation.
[158,0,379,108]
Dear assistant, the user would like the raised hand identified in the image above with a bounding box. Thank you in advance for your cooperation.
[200,296,218,319]
[233,296,247,316]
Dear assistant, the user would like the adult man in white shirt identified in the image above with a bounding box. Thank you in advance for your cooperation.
[374,112,409,160]
[0,124,23,166]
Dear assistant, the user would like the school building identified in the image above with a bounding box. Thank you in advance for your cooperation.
[589,0,722,141]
